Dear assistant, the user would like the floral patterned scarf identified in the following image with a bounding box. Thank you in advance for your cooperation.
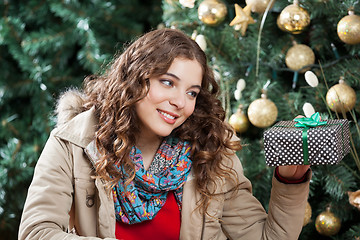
[113,137,192,224]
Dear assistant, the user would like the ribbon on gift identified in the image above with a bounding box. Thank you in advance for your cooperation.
[293,112,327,165]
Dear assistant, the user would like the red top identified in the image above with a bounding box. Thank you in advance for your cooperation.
[115,192,181,240]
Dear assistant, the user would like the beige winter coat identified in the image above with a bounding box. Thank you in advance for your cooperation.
[19,101,311,240]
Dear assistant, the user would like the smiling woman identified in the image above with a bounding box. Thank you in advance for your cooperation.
[135,58,202,169]
[19,28,311,240]
[136,58,202,139]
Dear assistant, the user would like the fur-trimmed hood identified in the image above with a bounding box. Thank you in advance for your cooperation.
[55,89,86,127]
[52,91,97,148]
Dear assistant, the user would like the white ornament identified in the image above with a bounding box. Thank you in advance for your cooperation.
[233,24,241,31]
[234,89,242,101]
[213,69,221,81]
[302,102,316,118]
[157,23,166,29]
[195,34,207,51]
[304,71,319,87]
[179,0,195,8]
[236,78,246,91]
[191,30,198,40]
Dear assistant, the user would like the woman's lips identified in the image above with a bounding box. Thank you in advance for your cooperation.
[157,109,178,124]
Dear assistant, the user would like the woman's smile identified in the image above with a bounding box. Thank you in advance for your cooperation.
[157,109,179,124]
[135,57,202,139]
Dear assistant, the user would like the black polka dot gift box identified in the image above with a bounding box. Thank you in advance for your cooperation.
[263,113,350,166]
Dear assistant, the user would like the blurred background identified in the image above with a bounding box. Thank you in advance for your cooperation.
[1,0,360,239]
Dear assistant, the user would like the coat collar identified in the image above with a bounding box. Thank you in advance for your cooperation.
[53,106,99,167]
[53,107,97,149]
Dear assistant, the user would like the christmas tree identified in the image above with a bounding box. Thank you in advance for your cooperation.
[0,1,161,239]
[162,0,360,239]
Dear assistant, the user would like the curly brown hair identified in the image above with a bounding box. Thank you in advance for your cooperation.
[83,28,242,212]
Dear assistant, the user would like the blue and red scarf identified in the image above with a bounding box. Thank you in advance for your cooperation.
[113,137,192,224]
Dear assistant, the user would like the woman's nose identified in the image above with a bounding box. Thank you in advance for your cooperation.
[169,91,185,109]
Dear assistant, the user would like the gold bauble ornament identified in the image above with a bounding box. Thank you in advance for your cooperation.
[245,0,275,13]
[315,208,341,236]
[247,92,278,128]
[229,105,250,133]
[285,43,315,73]
[198,0,227,26]
[326,77,356,113]
[278,1,310,34]
[276,15,287,32]
[303,201,312,226]
[337,11,360,45]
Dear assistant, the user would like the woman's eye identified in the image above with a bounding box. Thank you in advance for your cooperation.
[187,91,198,98]
[160,79,173,86]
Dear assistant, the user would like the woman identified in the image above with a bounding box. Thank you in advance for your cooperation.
[19,28,311,240]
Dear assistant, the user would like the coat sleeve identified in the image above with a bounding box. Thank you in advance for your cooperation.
[220,152,310,240]
[18,131,116,240]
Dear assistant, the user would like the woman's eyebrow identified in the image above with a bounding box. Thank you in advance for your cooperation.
[164,72,180,80]
[164,73,202,90]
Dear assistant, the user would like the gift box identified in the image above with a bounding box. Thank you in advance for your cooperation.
[263,114,350,166]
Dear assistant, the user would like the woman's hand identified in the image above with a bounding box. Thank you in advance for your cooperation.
[277,115,311,181]
[278,165,310,181]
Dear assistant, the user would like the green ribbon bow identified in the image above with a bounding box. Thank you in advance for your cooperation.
[294,112,327,128]
[293,112,327,165]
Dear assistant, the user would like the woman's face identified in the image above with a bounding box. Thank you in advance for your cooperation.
[135,58,202,139]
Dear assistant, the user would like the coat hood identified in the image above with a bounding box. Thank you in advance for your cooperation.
[53,89,97,148]
[55,89,86,127]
